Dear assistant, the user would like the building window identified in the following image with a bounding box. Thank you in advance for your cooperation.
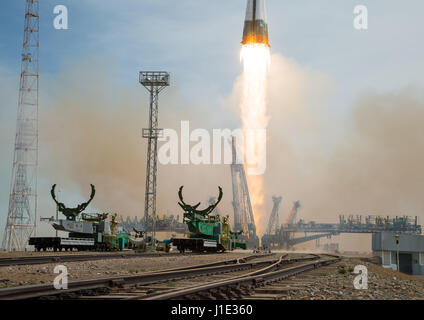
[420,253,424,265]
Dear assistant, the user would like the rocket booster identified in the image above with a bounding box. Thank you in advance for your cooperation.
[241,0,270,47]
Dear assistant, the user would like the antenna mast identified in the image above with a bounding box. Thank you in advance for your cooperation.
[2,0,40,251]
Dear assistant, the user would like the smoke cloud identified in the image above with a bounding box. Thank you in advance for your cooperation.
[38,58,235,232]
[229,53,424,250]
[263,55,424,251]
[2,53,423,252]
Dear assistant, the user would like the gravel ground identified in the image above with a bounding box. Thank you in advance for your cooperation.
[0,251,251,288]
[281,257,424,300]
[0,250,143,258]
[2,252,423,300]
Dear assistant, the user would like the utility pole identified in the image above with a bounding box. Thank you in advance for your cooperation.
[2,0,39,251]
[395,234,400,272]
[139,71,170,250]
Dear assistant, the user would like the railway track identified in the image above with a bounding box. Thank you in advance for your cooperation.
[244,261,340,300]
[0,253,275,300]
[0,251,226,267]
[142,254,337,300]
[0,253,339,300]
[132,253,322,300]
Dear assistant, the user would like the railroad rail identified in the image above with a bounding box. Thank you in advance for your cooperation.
[144,254,340,300]
[0,253,276,300]
[71,254,320,300]
[0,251,230,267]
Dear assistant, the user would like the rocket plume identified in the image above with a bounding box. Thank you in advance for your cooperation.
[240,44,270,236]
[240,0,271,236]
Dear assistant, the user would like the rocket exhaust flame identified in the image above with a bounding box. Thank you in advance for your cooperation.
[240,43,270,236]
[239,1,270,236]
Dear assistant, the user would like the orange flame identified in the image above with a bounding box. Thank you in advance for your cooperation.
[240,44,270,236]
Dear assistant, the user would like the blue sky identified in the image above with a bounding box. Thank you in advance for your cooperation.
[1,0,424,244]
[2,1,423,103]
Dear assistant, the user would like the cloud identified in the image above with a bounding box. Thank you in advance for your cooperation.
[1,51,423,251]
[262,55,424,250]
[37,57,237,230]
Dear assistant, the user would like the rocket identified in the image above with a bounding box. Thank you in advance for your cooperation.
[241,0,270,47]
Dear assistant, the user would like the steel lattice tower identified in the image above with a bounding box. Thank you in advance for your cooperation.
[265,196,282,236]
[2,0,39,251]
[230,137,259,248]
[139,71,169,249]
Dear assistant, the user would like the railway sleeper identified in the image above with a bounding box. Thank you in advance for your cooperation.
[79,288,110,297]
[96,287,110,295]
[40,295,62,300]
[109,279,125,288]
[58,292,80,300]
[241,285,255,295]
[229,286,245,297]
[209,288,229,300]
[182,294,201,300]
[197,291,217,300]
[226,286,243,299]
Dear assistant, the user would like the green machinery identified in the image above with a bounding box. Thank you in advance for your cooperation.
[171,186,246,252]
[29,184,129,251]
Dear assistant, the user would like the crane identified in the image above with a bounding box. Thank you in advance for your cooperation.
[265,196,283,235]
[285,201,301,226]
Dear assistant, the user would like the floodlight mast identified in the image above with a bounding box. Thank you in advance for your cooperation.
[139,71,170,250]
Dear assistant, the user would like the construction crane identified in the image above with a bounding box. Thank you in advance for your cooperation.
[285,201,301,226]
[265,196,282,235]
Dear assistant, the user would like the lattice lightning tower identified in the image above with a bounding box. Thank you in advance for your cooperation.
[139,71,170,249]
[2,0,40,251]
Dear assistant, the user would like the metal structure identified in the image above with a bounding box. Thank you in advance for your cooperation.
[241,0,270,47]
[2,0,39,251]
[291,215,421,235]
[119,215,187,234]
[208,196,221,216]
[230,137,259,248]
[50,184,95,221]
[282,200,301,245]
[262,214,422,249]
[0,254,340,300]
[172,186,246,252]
[29,184,130,252]
[139,71,170,249]
[265,196,282,236]
[119,216,143,233]
[285,201,300,225]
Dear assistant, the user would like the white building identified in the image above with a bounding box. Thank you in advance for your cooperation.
[372,232,424,275]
